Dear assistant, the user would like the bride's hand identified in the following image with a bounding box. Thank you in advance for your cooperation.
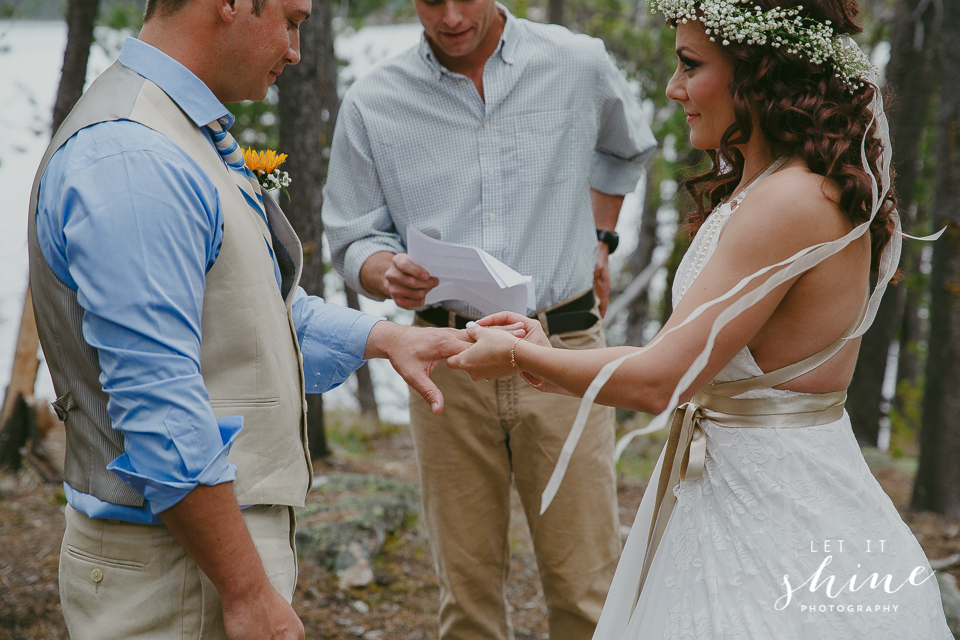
[448,321,560,393]
[475,312,550,348]
[447,324,520,381]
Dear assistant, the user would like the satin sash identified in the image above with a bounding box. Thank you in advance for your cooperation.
[632,294,865,599]
[635,386,847,597]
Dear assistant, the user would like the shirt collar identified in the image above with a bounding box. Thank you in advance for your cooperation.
[418,3,519,75]
[118,37,234,129]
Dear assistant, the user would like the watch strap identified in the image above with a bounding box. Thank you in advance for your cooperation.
[596,229,619,254]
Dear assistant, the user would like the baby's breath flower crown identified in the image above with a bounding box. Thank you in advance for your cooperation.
[651,0,876,89]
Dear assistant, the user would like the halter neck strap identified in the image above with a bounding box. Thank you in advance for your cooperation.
[729,155,791,209]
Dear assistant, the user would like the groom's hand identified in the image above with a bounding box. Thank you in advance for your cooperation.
[364,322,469,413]
[476,312,551,347]
[158,484,305,640]
[360,251,439,309]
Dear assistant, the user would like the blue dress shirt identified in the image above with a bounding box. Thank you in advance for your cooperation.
[36,38,382,524]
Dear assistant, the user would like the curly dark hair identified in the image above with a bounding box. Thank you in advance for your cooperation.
[678,0,896,275]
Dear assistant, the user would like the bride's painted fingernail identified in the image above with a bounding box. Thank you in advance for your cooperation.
[466,321,477,328]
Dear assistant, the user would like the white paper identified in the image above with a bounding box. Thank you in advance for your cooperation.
[407,227,535,316]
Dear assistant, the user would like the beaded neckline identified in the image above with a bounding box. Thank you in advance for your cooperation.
[676,156,789,299]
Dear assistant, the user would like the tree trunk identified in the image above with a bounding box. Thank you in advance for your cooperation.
[847,287,901,445]
[660,148,699,327]
[623,167,658,346]
[345,287,379,423]
[276,0,339,460]
[52,0,101,131]
[894,238,924,393]
[846,0,938,446]
[3,0,101,427]
[895,201,933,414]
[1,290,40,425]
[548,0,564,25]
[912,0,960,516]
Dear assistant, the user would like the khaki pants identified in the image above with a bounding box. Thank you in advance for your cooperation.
[410,317,621,640]
[59,504,297,640]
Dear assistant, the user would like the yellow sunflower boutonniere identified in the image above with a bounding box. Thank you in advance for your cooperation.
[242,147,292,198]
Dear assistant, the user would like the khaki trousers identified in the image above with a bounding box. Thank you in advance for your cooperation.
[59,504,297,640]
[410,317,621,640]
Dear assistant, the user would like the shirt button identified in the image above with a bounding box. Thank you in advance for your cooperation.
[486,168,494,176]
[489,214,496,221]
[482,121,490,128]
[218,117,230,127]
[435,71,442,79]
[91,568,103,583]
[459,79,468,86]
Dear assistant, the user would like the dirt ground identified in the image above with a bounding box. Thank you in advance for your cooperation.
[1,421,957,640]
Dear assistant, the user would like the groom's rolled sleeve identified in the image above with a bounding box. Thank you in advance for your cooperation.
[292,287,383,393]
[37,123,239,519]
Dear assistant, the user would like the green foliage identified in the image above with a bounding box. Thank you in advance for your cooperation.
[888,378,923,459]
[614,413,669,481]
[324,409,403,456]
[340,0,417,30]
[226,89,280,151]
[101,0,143,31]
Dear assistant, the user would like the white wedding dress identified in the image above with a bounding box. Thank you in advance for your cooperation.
[593,187,955,639]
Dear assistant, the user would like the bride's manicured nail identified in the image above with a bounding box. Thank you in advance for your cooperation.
[466,321,477,328]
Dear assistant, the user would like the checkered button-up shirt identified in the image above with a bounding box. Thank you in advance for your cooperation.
[323,7,656,317]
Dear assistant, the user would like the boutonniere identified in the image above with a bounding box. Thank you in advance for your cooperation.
[243,147,292,198]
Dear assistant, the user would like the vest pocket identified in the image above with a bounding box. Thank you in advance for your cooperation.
[208,397,281,408]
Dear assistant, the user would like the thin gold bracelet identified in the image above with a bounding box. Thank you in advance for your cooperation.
[510,337,522,371]
[510,337,544,388]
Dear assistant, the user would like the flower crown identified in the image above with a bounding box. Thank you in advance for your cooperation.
[651,0,876,89]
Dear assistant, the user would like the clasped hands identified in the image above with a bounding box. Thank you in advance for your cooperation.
[361,253,562,408]
[376,311,556,415]
[447,312,558,392]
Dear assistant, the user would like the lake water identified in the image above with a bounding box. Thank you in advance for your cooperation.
[0,19,649,424]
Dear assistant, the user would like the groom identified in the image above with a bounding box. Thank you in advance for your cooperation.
[28,0,467,638]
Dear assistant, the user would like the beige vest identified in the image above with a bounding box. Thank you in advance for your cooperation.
[27,61,312,509]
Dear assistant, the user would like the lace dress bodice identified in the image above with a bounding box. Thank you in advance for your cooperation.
[673,198,807,400]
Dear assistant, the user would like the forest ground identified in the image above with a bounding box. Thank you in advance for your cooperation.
[1,414,958,639]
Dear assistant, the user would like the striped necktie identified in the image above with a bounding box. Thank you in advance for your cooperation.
[206,117,282,288]
[207,117,268,224]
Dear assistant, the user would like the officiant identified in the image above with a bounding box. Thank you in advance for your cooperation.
[322,1,654,636]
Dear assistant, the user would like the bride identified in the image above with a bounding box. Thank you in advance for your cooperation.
[446,0,955,637]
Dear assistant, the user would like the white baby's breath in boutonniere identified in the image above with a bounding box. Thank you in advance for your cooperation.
[242,147,292,199]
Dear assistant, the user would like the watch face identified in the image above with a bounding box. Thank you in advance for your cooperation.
[597,230,619,254]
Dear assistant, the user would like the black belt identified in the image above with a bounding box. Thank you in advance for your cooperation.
[415,290,598,335]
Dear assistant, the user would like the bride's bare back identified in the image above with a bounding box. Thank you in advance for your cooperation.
[674,161,872,395]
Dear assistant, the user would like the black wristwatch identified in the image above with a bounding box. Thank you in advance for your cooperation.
[596,229,620,255]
